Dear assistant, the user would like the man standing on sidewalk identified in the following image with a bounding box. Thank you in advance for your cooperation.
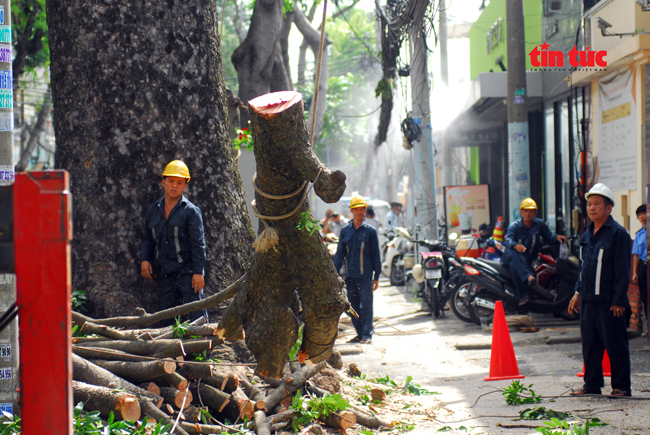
[568,183,632,397]
[141,160,208,326]
[631,204,647,333]
[334,195,382,344]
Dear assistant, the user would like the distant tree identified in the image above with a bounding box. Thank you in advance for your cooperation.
[47,0,254,318]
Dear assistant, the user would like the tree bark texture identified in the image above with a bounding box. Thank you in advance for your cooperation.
[47,0,254,319]
[217,92,347,378]
[88,359,176,384]
[140,398,191,435]
[73,381,141,422]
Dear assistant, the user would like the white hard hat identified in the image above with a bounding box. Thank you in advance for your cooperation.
[585,183,615,207]
[412,264,425,283]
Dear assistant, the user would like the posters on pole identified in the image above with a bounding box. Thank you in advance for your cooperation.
[443,185,491,238]
[507,121,531,221]
[597,68,637,192]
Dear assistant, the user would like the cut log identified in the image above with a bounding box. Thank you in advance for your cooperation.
[182,405,201,423]
[139,382,161,397]
[140,398,191,435]
[350,408,388,429]
[188,383,230,413]
[88,359,176,383]
[237,377,262,399]
[270,421,291,432]
[73,345,155,363]
[154,372,189,391]
[267,410,294,424]
[75,338,211,359]
[178,363,213,381]
[200,369,239,393]
[80,320,140,340]
[72,276,243,328]
[73,381,141,421]
[179,422,222,434]
[254,410,271,435]
[263,361,327,411]
[160,387,192,410]
[321,411,356,430]
[73,354,163,407]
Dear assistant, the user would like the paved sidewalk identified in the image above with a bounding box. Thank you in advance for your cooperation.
[335,278,650,434]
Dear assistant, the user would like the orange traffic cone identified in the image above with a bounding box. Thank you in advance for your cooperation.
[485,301,525,381]
[576,350,612,377]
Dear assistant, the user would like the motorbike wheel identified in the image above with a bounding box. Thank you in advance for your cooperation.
[468,291,498,326]
[390,256,405,286]
[449,280,474,323]
[559,301,579,321]
[546,276,579,321]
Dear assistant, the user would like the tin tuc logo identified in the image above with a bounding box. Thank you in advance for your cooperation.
[528,42,607,68]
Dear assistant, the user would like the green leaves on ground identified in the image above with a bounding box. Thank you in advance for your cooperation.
[518,407,572,421]
[172,317,189,339]
[501,380,543,405]
[0,411,20,435]
[72,402,173,434]
[72,289,87,313]
[296,212,321,236]
[373,375,397,387]
[536,418,607,434]
[290,391,350,431]
[403,376,440,396]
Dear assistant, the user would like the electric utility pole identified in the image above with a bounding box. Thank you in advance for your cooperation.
[409,24,438,240]
[0,0,18,416]
[506,0,530,220]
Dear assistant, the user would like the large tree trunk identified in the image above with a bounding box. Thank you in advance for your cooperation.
[47,0,254,319]
[217,92,347,378]
[232,0,289,124]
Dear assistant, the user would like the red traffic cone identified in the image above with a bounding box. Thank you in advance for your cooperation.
[485,301,525,381]
[576,350,612,377]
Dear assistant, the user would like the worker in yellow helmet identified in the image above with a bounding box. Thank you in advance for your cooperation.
[333,195,382,344]
[501,198,568,305]
[141,160,207,326]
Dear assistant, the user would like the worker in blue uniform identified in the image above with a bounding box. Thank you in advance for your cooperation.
[501,198,568,305]
[334,195,382,344]
[568,183,632,397]
[141,160,208,326]
[631,204,647,331]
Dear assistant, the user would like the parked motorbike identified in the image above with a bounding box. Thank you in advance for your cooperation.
[462,249,580,325]
[412,235,468,318]
[381,227,415,286]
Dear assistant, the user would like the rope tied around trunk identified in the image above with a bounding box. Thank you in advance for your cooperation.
[251,169,323,253]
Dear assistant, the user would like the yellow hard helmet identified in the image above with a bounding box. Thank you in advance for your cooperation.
[349,195,368,209]
[519,198,537,210]
[162,160,191,182]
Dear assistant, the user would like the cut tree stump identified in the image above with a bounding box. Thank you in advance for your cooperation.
[218,91,348,378]
[88,359,176,383]
[73,381,141,421]
[72,354,163,406]
[160,386,193,410]
[139,382,161,396]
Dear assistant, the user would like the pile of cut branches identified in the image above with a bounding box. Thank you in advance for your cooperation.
[71,312,388,435]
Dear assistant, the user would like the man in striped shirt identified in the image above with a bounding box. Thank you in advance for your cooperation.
[568,183,632,397]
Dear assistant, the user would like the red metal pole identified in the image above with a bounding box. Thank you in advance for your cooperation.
[14,171,72,434]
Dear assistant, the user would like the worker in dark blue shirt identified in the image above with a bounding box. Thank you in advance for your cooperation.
[501,198,567,304]
[568,183,632,397]
[631,204,647,330]
[334,195,382,344]
[141,160,207,326]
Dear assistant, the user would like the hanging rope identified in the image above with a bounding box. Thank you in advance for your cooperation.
[251,169,323,253]
[308,0,329,148]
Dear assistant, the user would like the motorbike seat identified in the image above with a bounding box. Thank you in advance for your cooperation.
[474,258,513,278]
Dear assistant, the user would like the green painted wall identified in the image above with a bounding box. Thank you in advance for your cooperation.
[469,0,543,81]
